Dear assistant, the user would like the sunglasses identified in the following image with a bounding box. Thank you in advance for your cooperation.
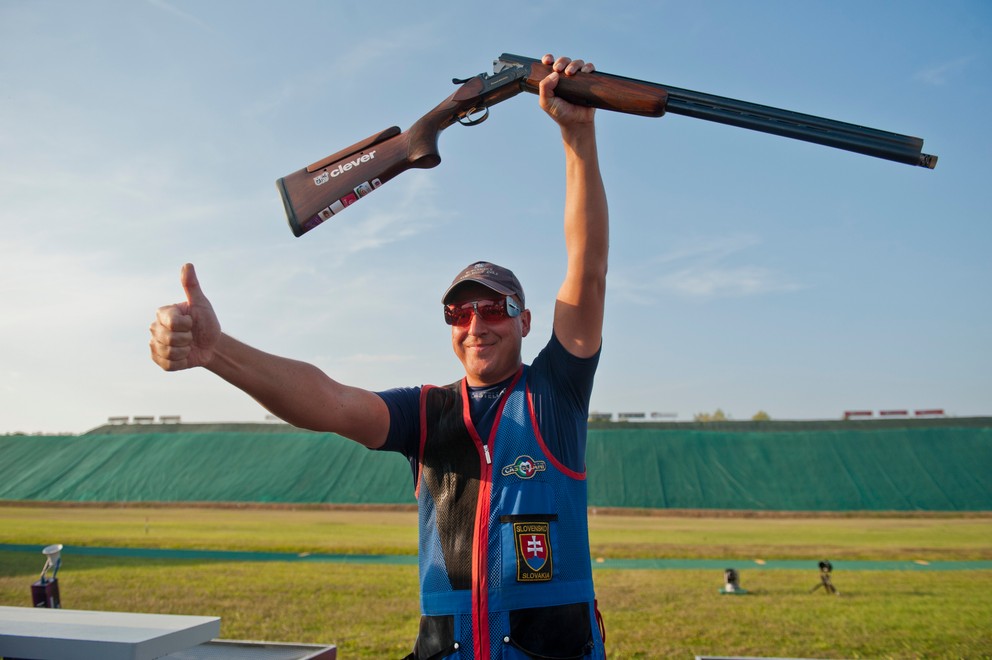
[443,296,522,327]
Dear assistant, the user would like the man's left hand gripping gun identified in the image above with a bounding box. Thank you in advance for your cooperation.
[277,53,936,238]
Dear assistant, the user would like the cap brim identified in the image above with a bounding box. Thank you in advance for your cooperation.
[442,279,515,304]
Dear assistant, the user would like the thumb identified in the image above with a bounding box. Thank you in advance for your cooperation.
[538,71,561,118]
[539,70,560,100]
[180,263,208,306]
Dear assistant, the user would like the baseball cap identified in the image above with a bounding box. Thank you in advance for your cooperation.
[442,261,525,306]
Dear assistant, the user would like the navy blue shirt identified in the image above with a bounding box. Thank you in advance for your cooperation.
[375,333,600,483]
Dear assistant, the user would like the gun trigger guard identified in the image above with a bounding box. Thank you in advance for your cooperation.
[458,106,489,126]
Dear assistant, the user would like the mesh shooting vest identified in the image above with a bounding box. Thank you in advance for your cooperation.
[412,367,605,659]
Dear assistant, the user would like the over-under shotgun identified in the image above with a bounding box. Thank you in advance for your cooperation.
[278,53,937,237]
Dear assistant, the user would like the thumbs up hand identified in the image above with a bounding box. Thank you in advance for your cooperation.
[149,263,222,371]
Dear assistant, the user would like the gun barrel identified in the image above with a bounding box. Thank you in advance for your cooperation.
[499,53,937,169]
[658,83,937,169]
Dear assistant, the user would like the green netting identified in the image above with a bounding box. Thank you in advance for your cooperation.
[0,432,415,504]
[584,426,992,510]
[1,422,989,510]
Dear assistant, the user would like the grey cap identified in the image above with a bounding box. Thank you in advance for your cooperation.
[442,261,525,306]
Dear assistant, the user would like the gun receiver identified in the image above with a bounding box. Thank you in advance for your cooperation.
[277,53,936,237]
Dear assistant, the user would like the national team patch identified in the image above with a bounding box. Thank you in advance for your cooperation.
[501,455,547,480]
[513,522,553,582]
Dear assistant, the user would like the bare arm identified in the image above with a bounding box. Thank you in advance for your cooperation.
[149,264,389,448]
[539,55,609,359]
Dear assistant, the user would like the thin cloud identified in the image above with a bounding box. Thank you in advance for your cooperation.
[318,175,452,265]
[145,0,213,32]
[247,23,440,119]
[658,264,801,298]
[915,56,974,85]
[341,353,416,364]
[612,234,802,302]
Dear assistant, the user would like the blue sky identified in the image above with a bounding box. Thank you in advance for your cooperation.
[1,0,989,433]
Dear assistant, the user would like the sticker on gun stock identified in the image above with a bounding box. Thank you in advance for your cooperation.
[301,214,325,232]
[303,180,384,232]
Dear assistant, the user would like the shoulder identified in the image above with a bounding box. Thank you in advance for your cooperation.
[374,386,422,456]
[529,332,599,416]
[531,332,601,386]
[377,385,421,409]
[526,333,599,472]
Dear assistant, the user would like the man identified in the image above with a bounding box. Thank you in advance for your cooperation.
[150,53,607,659]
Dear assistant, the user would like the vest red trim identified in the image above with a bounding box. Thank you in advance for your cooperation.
[526,382,587,481]
[468,369,521,658]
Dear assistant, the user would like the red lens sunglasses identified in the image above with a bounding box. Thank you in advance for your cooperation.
[443,296,522,327]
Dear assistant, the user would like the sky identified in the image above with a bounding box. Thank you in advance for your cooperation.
[1,0,989,434]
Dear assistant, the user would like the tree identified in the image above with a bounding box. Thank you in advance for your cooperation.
[694,409,728,423]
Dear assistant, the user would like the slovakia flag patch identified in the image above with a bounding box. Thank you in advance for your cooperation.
[513,521,553,582]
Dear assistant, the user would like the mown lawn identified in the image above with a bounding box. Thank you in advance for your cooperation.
[1,505,990,658]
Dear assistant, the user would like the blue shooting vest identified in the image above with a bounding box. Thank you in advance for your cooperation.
[414,367,605,659]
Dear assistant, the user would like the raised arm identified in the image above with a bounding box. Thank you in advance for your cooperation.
[539,55,609,359]
[149,263,390,448]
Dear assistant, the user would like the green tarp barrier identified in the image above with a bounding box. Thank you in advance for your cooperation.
[585,426,991,510]
[1,421,989,510]
[0,432,414,504]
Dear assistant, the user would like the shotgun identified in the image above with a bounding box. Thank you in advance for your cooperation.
[277,53,937,238]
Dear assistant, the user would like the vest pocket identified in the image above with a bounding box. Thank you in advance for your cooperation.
[502,602,594,659]
[413,614,459,659]
[501,514,558,584]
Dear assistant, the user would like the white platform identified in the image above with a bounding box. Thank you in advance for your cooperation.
[164,639,336,659]
[0,606,220,660]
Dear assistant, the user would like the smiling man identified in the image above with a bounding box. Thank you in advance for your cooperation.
[445,264,530,386]
[150,53,608,659]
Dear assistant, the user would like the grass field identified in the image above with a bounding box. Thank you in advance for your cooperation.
[1,504,990,658]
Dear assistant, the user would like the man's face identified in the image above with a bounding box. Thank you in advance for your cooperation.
[447,283,530,386]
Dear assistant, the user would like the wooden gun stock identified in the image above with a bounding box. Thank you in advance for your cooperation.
[277,75,496,237]
[278,126,411,238]
[276,59,668,237]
